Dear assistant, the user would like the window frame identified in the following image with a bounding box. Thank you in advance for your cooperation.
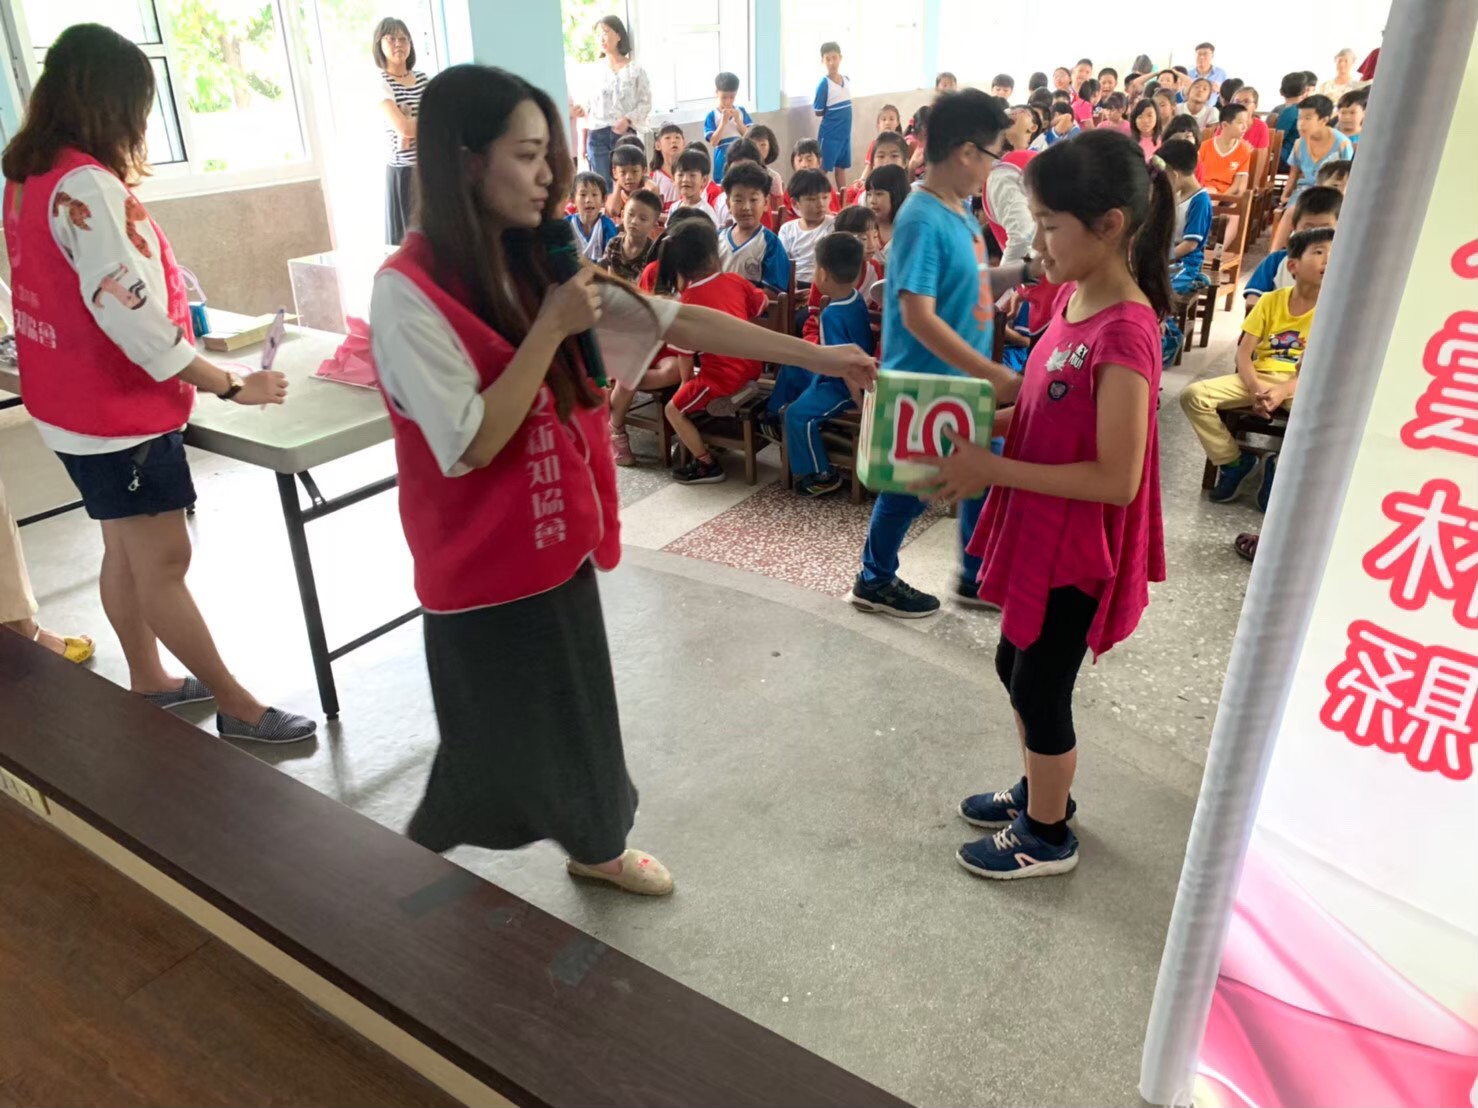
[2,0,323,201]
[627,0,753,120]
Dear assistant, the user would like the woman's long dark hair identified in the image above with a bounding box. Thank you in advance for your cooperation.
[1024,129,1174,319]
[414,65,605,419]
[3,23,154,184]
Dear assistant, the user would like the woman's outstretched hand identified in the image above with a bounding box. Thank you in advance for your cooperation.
[809,342,878,391]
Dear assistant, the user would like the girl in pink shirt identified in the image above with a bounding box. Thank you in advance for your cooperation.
[913,129,1170,880]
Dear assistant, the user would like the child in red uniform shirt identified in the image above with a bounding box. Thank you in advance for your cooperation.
[914,130,1170,880]
[656,219,768,484]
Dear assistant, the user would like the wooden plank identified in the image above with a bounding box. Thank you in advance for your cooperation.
[0,634,909,1108]
[0,802,458,1108]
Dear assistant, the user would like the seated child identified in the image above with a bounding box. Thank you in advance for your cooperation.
[659,220,771,484]
[1336,87,1366,146]
[1244,185,1341,309]
[717,160,790,291]
[601,187,663,282]
[1159,140,1212,295]
[1178,78,1217,128]
[606,140,656,219]
[796,205,886,346]
[1182,228,1333,506]
[864,104,903,164]
[1095,91,1130,133]
[705,70,752,183]
[1199,103,1253,194]
[777,234,876,497]
[1031,101,1081,150]
[635,206,711,294]
[722,137,781,228]
[567,171,618,262]
[650,122,686,211]
[746,124,788,207]
[779,168,836,285]
[863,162,909,263]
[786,138,842,214]
[1270,158,1350,250]
[672,147,727,226]
[1281,95,1353,207]
[989,73,1015,99]
[844,130,908,206]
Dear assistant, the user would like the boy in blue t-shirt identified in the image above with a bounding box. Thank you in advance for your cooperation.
[1160,140,1211,295]
[778,233,875,497]
[1244,185,1341,310]
[848,90,1027,618]
[705,71,752,185]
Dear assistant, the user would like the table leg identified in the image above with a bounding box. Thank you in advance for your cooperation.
[276,471,339,720]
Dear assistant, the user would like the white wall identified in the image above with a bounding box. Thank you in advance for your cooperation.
[936,0,1389,103]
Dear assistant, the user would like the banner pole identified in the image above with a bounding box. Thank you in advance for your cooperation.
[1137,2,1478,1104]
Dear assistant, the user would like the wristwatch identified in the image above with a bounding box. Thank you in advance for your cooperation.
[218,371,244,401]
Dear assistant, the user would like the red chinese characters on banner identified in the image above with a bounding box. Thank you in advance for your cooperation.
[1322,622,1478,782]
[1363,478,1478,628]
[1401,310,1478,458]
[1452,239,1478,279]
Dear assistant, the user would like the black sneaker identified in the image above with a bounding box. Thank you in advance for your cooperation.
[796,470,843,497]
[1256,454,1278,513]
[848,574,941,618]
[954,577,1000,611]
[673,457,726,485]
[757,412,784,443]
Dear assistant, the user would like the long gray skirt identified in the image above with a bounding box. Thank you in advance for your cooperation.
[407,563,638,864]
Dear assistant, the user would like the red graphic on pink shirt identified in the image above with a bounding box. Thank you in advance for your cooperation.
[1363,479,1478,628]
[1401,311,1478,458]
[1452,239,1478,279]
[1321,621,1478,781]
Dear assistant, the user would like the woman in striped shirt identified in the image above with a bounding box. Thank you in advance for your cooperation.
[374,17,428,246]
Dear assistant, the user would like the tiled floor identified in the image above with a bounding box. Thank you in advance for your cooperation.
[4,294,1265,1107]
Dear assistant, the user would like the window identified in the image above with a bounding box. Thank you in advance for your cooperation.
[782,0,922,102]
[630,0,749,114]
[12,0,309,186]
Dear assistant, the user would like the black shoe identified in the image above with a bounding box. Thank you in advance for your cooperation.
[672,457,726,485]
[757,413,784,443]
[796,470,843,497]
[954,577,1001,611]
[1256,454,1278,513]
[848,574,941,618]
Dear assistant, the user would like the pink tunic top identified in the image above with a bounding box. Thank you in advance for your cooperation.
[968,284,1166,657]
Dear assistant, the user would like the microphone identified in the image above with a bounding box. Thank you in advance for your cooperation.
[538,218,608,388]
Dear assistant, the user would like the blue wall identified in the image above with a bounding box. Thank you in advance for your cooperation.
[451,0,568,107]
[752,0,781,111]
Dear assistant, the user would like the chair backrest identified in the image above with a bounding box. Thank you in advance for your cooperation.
[1206,191,1253,261]
[1263,132,1284,187]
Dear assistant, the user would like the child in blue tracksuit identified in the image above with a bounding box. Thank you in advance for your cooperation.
[1159,140,1211,295]
[773,234,874,497]
[814,41,853,193]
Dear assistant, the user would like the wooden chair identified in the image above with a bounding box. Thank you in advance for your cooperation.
[1200,408,1288,489]
[1186,191,1253,349]
[623,385,678,464]
[1253,129,1284,239]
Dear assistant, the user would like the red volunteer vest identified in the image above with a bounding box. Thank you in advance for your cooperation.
[376,233,621,612]
[4,148,194,438]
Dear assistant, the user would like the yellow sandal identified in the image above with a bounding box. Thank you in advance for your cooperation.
[33,626,95,664]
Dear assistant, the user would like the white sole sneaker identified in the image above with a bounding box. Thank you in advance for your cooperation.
[846,591,940,619]
[956,851,1080,880]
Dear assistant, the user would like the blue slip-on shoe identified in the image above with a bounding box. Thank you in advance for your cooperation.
[1209,451,1258,504]
[959,777,1077,828]
[957,813,1079,880]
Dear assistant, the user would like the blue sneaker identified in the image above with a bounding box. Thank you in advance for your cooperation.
[959,777,1077,828]
[1256,454,1278,513]
[957,814,1079,880]
[1209,452,1258,503]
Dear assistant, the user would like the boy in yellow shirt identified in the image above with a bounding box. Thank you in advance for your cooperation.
[1182,227,1333,505]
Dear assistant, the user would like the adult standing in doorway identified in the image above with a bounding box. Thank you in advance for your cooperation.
[374,16,428,246]
[571,16,650,189]
[369,64,873,893]
[2,24,315,743]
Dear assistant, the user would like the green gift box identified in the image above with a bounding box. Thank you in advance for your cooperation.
[856,369,997,494]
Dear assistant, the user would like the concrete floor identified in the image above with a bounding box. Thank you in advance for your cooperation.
[3,303,1267,1107]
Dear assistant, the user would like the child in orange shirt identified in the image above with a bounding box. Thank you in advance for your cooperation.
[1199,102,1254,194]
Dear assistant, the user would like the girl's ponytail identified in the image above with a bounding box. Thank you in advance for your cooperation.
[1133,160,1175,319]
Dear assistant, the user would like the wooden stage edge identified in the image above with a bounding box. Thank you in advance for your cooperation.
[0,633,908,1108]
[0,780,511,1107]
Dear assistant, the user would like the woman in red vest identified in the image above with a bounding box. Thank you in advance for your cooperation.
[2,25,315,743]
[369,64,874,895]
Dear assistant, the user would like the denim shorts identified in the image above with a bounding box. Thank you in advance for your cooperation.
[57,430,196,521]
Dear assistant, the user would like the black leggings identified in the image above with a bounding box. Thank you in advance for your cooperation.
[994,587,1099,756]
